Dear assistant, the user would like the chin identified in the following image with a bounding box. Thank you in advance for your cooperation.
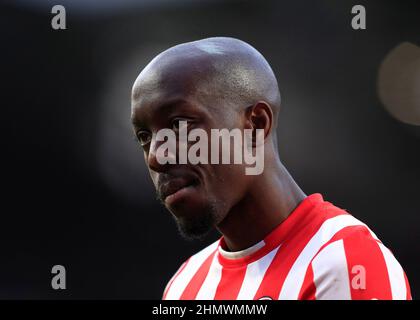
[176,218,213,240]
[171,202,219,240]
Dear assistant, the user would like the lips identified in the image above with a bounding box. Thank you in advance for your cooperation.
[159,176,198,201]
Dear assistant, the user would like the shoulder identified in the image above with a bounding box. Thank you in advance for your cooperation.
[307,221,411,300]
[162,239,220,299]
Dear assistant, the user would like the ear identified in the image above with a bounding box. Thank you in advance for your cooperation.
[245,101,274,147]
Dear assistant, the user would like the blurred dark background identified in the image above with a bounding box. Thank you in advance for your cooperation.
[0,0,419,299]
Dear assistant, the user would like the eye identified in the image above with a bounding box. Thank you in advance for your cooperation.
[136,130,152,147]
[171,118,190,132]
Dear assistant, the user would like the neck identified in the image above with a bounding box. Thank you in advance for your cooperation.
[216,157,306,252]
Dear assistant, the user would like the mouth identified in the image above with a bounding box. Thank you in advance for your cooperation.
[159,176,200,206]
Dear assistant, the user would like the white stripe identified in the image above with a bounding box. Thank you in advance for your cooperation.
[312,240,351,300]
[279,214,378,300]
[195,252,223,299]
[165,240,219,300]
[236,245,280,300]
[378,243,407,300]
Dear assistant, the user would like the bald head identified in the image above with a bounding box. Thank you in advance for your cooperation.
[132,37,281,125]
[131,38,284,239]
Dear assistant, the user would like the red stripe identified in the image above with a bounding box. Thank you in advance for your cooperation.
[179,250,217,300]
[163,259,189,300]
[342,229,392,299]
[214,266,247,300]
[253,204,345,300]
[298,264,316,300]
[304,225,376,299]
[313,225,379,260]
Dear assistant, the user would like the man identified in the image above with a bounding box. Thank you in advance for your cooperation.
[130,37,411,300]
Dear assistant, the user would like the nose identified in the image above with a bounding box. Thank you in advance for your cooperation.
[147,133,177,172]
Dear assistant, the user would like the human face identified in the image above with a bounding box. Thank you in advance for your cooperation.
[131,79,251,239]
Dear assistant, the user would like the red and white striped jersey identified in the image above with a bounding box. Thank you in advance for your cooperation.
[163,194,412,300]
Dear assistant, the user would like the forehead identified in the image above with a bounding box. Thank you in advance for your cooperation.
[130,53,233,127]
[131,74,209,127]
[131,59,215,121]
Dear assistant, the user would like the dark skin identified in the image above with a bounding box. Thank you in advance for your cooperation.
[131,37,306,252]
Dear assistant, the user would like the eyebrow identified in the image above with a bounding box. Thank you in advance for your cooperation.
[131,98,190,128]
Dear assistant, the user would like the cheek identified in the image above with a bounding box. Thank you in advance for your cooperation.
[210,164,249,195]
